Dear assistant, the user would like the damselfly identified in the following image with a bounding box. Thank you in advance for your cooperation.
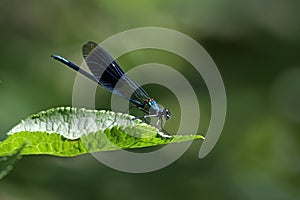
[51,41,171,132]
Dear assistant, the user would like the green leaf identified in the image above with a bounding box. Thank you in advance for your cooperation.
[0,107,204,157]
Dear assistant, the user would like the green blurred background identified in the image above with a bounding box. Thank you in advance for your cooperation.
[1,0,300,199]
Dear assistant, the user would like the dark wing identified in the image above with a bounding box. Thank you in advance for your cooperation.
[82,41,150,107]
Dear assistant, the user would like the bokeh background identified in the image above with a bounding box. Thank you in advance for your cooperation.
[1,0,300,199]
